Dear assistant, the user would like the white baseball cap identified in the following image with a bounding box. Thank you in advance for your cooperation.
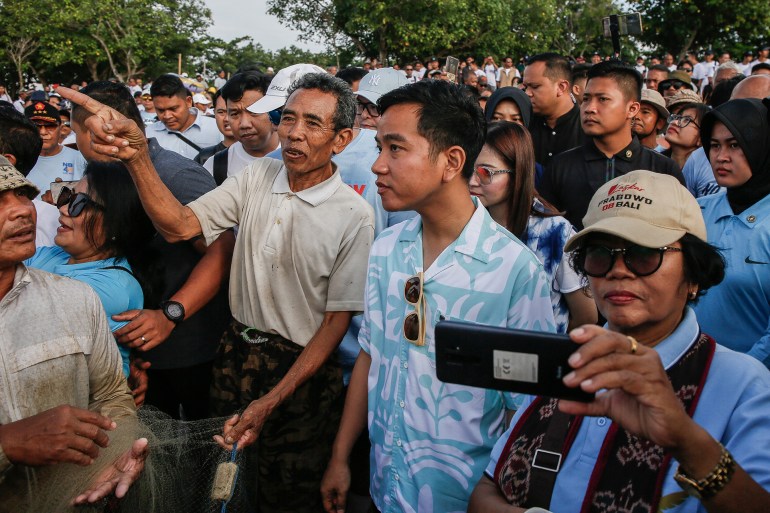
[357,68,409,104]
[246,64,326,114]
[192,93,211,105]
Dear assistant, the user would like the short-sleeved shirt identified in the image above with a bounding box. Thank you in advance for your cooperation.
[540,137,684,229]
[188,158,374,346]
[525,203,582,333]
[149,109,223,160]
[694,191,770,366]
[27,146,87,197]
[682,147,723,198]
[360,200,556,513]
[25,246,143,376]
[529,104,585,166]
[484,308,770,513]
[202,141,260,180]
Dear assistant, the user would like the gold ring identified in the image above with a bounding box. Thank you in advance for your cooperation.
[628,336,638,355]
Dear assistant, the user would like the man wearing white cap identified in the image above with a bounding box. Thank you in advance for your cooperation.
[192,93,212,115]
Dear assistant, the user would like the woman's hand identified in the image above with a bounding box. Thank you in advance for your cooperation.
[559,324,696,451]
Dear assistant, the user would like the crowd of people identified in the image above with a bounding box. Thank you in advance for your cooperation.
[1,42,770,513]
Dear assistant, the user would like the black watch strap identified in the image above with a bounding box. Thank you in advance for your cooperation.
[160,300,185,323]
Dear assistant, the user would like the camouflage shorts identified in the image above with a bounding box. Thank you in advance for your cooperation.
[211,318,344,513]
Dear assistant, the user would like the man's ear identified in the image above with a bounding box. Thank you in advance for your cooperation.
[627,101,641,119]
[556,79,571,97]
[442,145,466,183]
[3,154,17,166]
[185,96,193,108]
[331,128,354,156]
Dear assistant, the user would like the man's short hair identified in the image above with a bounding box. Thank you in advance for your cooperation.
[587,60,642,102]
[150,74,188,100]
[285,73,356,131]
[220,71,271,104]
[751,62,770,74]
[0,104,42,175]
[72,81,145,133]
[336,67,369,87]
[571,63,591,83]
[526,53,572,84]
[378,80,485,180]
[648,64,670,74]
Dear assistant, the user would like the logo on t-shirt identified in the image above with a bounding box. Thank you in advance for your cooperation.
[62,162,75,177]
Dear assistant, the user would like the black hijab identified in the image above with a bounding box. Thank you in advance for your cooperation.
[485,86,532,127]
[700,98,770,214]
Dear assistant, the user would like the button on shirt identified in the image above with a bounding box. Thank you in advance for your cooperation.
[540,137,683,229]
[695,192,770,366]
[485,308,770,513]
[188,158,374,346]
[149,109,223,160]
[360,201,556,513]
[529,103,584,166]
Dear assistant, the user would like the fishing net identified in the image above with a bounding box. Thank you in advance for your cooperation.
[0,407,258,513]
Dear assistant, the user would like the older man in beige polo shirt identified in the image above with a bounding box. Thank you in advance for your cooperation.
[59,72,374,513]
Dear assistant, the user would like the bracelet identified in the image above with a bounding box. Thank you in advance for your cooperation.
[674,443,736,500]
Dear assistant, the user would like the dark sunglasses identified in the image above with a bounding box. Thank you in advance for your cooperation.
[577,244,683,277]
[56,186,104,217]
[356,101,379,117]
[679,67,693,73]
[660,80,687,90]
[403,272,425,346]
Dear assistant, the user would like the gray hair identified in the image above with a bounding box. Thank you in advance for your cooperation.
[286,73,356,131]
[716,60,743,76]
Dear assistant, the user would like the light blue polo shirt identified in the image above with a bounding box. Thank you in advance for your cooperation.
[682,147,722,198]
[485,308,770,513]
[694,191,770,366]
[149,108,223,160]
[360,200,556,513]
[26,246,144,376]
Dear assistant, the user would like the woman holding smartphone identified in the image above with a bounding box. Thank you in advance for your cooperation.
[469,171,770,513]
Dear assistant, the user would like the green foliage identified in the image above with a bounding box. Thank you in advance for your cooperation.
[267,0,618,64]
[629,0,770,59]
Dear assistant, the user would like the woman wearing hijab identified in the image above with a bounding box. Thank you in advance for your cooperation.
[694,98,770,368]
[484,87,546,188]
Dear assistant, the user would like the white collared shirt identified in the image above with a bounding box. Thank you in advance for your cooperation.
[149,108,223,159]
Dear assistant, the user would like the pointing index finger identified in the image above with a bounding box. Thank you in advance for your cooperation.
[56,87,125,121]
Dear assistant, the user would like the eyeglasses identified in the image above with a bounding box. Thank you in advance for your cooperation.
[403,272,426,346]
[405,68,413,71]
[356,101,379,117]
[578,244,683,277]
[679,67,693,73]
[62,121,71,127]
[141,95,152,101]
[659,80,687,90]
[668,113,699,128]
[474,165,514,185]
[56,187,104,217]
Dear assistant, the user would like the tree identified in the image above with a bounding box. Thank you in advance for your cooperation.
[629,0,770,59]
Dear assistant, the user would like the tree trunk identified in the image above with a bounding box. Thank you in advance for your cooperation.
[678,28,698,62]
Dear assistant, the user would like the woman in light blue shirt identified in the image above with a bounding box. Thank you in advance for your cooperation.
[470,171,770,513]
[26,161,158,376]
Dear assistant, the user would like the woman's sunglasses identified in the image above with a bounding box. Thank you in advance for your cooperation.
[56,186,104,217]
[474,165,514,185]
[577,244,683,277]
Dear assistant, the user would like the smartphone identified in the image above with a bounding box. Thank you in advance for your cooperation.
[445,56,460,84]
[50,180,78,204]
[435,320,595,402]
[602,13,643,37]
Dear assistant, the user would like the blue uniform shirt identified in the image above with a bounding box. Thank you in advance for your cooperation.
[486,308,770,513]
[695,191,770,366]
[26,246,144,376]
[360,200,556,513]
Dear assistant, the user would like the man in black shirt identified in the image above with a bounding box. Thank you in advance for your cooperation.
[523,53,585,166]
[540,61,683,229]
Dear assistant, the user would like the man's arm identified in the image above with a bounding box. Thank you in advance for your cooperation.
[114,230,235,350]
[216,311,353,449]
[57,87,202,242]
[321,350,371,513]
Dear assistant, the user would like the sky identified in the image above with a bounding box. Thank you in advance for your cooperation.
[204,0,326,52]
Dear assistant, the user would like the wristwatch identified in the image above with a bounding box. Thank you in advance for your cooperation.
[674,444,736,500]
[159,300,186,324]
